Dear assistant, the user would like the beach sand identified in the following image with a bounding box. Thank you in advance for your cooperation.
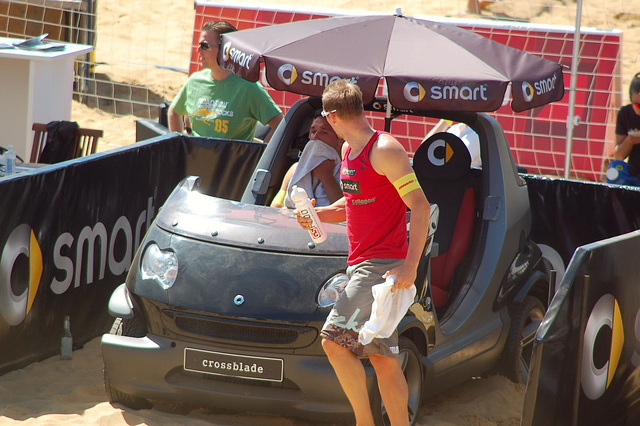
[0,338,524,425]
[4,0,638,424]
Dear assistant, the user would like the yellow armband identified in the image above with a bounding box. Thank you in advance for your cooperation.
[271,189,286,207]
[392,172,421,197]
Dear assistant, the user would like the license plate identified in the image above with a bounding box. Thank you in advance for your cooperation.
[184,348,283,382]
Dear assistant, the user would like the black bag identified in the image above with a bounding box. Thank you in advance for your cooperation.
[39,120,79,163]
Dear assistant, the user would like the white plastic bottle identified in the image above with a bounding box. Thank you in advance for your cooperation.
[60,315,73,360]
[290,185,327,244]
[5,145,16,175]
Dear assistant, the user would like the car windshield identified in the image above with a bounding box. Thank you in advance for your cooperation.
[155,183,349,255]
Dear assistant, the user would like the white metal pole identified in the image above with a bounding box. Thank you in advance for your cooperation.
[563,0,584,179]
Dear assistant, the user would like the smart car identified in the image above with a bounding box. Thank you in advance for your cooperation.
[102,96,561,424]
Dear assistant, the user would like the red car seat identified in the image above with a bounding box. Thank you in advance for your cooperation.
[413,132,477,308]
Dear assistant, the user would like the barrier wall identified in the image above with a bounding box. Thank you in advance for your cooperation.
[193,1,621,182]
[4,133,640,424]
[523,175,640,424]
[521,229,640,425]
[0,134,265,375]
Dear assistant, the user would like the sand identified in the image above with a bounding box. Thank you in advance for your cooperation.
[4,0,638,424]
[0,337,524,425]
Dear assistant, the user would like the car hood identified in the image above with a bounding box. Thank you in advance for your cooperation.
[155,178,349,255]
[129,179,349,322]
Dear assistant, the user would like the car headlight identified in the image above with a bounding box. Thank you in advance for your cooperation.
[140,243,178,289]
[317,273,348,307]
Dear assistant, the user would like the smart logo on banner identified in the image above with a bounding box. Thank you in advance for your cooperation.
[0,197,155,326]
[581,294,625,400]
[0,225,43,326]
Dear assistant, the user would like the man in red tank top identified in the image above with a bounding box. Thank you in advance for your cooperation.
[299,80,430,426]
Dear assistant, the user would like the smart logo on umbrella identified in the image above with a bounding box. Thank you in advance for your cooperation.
[404,82,489,104]
[521,81,535,103]
[277,63,359,89]
[0,224,43,326]
[278,64,298,86]
[222,42,231,61]
[581,293,624,400]
[427,137,454,167]
[403,82,426,103]
[521,74,558,103]
[221,42,253,70]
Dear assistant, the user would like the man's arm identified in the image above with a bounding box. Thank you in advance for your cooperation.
[296,197,346,230]
[393,189,430,290]
[314,197,346,223]
[313,159,343,204]
[263,113,284,143]
[370,135,430,290]
[168,106,185,133]
[614,133,640,160]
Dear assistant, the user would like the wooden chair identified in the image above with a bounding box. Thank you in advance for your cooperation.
[73,127,104,158]
[31,122,104,163]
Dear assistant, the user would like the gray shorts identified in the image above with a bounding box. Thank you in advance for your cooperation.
[321,258,405,358]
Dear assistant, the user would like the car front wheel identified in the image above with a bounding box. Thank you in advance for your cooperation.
[502,296,545,385]
[370,336,423,426]
[104,317,152,410]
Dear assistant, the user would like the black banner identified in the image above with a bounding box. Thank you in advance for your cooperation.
[0,135,264,374]
[523,230,640,425]
[522,176,640,425]
[524,175,640,264]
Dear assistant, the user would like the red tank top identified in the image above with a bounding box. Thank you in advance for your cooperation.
[341,131,408,265]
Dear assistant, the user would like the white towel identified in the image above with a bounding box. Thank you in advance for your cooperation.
[358,276,416,345]
[447,123,482,168]
[284,139,341,208]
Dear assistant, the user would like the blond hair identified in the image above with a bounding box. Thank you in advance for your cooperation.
[322,79,364,119]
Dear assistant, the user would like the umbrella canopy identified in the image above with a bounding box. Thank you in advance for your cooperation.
[219,14,564,113]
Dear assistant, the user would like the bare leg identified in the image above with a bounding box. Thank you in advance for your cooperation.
[467,0,494,14]
[467,0,481,13]
[322,338,374,426]
[369,354,409,426]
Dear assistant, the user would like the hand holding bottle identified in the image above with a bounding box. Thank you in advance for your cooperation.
[291,185,327,243]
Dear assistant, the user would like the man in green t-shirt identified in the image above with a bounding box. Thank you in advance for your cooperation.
[168,21,283,142]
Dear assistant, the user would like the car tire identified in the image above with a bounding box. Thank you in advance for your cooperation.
[109,316,147,337]
[370,336,423,426]
[104,316,152,410]
[502,296,545,385]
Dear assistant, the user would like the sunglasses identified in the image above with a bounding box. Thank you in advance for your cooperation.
[199,41,218,51]
[321,109,337,118]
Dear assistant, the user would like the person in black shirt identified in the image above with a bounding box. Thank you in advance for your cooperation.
[614,72,640,177]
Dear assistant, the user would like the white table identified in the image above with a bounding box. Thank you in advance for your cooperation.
[0,37,93,160]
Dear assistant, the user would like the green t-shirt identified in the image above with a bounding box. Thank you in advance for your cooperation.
[170,70,281,140]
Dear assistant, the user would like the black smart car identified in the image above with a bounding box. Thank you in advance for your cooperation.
[102,97,561,425]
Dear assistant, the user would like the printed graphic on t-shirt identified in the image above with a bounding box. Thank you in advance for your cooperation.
[352,197,376,205]
[342,166,356,176]
[192,98,235,134]
[341,179,361,194]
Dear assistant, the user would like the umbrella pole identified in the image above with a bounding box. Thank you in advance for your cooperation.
[563,0,583,179]
[385,98,392,132]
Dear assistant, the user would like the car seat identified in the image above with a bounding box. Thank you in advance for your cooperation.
[412,132,477,308]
